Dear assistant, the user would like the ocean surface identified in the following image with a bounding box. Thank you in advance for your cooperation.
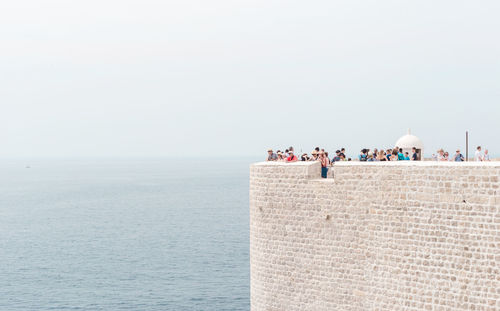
[0,158,254,311]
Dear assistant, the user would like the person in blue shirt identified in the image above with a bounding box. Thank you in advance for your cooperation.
[358,149,368,161]
[386,149,392,161]
[404,152,410,160]
[397,148,405,161]
[332,150,341,162]
[454,150,464,162]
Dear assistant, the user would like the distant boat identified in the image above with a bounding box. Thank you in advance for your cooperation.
[25,166,30,169]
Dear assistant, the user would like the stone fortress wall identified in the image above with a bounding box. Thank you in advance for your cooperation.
[250,161,500,311]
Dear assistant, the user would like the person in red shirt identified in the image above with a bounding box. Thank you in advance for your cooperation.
[286,150,298,162]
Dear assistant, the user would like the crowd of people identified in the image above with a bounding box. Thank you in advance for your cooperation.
[430,146,491,162]
[266,145,492,178]
[266,146,335,178]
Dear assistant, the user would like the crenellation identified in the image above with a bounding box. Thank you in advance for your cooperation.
[250,161,500,311]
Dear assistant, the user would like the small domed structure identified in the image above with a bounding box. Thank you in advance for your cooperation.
[395,129,424,160]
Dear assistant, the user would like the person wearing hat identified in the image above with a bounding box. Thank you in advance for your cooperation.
[266,149,277,161]
[309,150,319,161]
[277,151,285,162]
[286,150,298,162]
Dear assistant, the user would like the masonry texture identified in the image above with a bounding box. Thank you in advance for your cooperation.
[249,161,500,311]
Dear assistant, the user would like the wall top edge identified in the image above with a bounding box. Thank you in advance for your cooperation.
[252,161,317,167]
[252,161,500,167]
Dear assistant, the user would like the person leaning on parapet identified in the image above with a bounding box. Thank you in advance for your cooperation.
[385,149,392,161]
[309,150,319,161]
[390,149,399,161]
[436,149,445,161]
[286,150,298,162]
[332,150,341,162]
[359,149,368,161]
[474,146,483,161]
[483,149,490,161]
[443,151,450,161]
[454,150,465,162]
[277,151,285,162]
[266,149,277,161]
[377,150,387,161]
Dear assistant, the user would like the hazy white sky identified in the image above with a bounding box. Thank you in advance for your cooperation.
[1,0,499,157]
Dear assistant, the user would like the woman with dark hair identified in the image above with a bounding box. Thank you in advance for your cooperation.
[397,148,405,160]
[277,151,285,162]
[359,149,368,161]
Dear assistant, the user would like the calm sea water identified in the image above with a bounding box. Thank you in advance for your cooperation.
[0,158,253,311]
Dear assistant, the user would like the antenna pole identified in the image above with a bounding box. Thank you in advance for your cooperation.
[466,131,469,162]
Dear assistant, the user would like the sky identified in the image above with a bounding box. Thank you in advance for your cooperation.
[1,0,499,158]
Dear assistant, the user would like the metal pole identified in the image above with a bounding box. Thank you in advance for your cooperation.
[466,131,469,162]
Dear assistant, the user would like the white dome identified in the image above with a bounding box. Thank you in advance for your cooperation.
[395,129,424,149]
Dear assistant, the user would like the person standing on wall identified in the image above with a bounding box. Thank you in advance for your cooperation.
[397,148,405,160]
[319,151,328,178]
[325,152,331,166]
[411,147,419,161]
[474,146,483,161]
[454,150,464,162]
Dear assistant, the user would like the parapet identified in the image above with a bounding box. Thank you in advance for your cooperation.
[250,161,500,311]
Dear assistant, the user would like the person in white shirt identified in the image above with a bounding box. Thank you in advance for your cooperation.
[483,149,490,161]
[474,146,483,162]
[437,149,446,161]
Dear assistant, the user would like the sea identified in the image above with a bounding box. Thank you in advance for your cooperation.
[0,158,255,311]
